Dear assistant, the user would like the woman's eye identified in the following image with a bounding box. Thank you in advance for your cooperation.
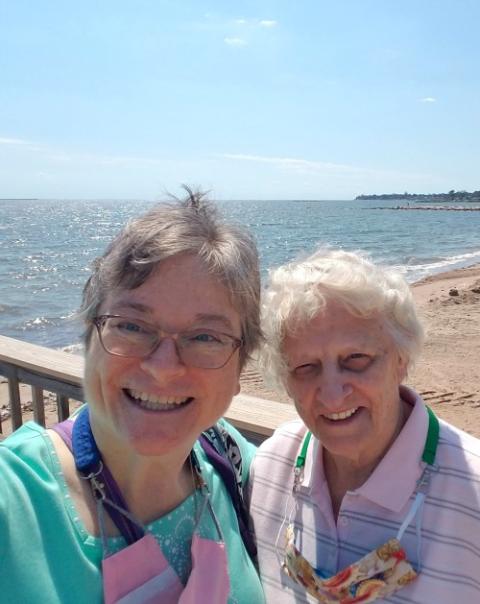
[344,353,372,371]
[193,333,215,342]
[116,321,144,334]
[186,331,224,344]
[291,363,320,379]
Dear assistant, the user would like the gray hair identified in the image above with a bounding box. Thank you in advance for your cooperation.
[80,188,261,367]
[260,248,424,389]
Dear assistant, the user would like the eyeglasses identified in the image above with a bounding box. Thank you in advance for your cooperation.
[92,315,243,369]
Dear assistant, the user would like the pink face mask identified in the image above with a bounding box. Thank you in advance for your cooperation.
[103,533,183,604]
[102,494,230,604]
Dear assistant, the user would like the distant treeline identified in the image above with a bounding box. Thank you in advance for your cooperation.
[356,190,480,202]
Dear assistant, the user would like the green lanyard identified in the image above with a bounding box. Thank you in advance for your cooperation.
[295,405,439,472]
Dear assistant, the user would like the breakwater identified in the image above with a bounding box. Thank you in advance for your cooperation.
[372,205,480,211]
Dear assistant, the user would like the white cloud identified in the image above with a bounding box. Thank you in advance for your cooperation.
[222,153,362,175]
[0,136,43,153]
[90,154,166,166]
[419,97,436,103]
[224,37,247,47]
[231,17,277,28]
[221,153,428,181]
[0,136,171,168]
[259,20,277,28]
[44,149,169,167]
[0,136,33,145]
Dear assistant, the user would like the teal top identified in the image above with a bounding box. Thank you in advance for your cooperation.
[0,419,264,604]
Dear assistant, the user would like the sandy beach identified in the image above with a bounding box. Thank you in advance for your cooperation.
[1,264,480,438]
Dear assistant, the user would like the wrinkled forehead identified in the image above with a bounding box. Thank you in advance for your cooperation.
[282,301,393,349]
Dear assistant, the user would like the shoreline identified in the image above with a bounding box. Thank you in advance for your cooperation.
[1,263,480,438]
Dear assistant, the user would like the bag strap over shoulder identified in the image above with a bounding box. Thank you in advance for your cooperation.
[199,425,257,561]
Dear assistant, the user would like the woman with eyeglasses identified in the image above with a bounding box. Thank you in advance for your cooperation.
[0,190,265,603]
[249,249,480,603]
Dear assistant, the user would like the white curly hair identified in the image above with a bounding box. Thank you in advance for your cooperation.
[259,248,424,391]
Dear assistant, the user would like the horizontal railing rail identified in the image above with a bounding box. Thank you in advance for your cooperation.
[0,334,297,444]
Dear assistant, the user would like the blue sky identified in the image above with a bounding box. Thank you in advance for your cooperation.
[1,0,479,200]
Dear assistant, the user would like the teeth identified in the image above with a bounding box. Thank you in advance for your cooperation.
[325,408,358,421]
[127,389,190,410]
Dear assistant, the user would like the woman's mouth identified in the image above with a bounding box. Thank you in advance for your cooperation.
[323,407,359,422]
[124,388,194,411]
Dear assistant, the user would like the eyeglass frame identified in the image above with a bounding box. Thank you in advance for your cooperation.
[92,314,244,370]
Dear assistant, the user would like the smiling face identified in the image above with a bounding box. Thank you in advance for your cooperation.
[282,301,407,470]
[83,253,242,457]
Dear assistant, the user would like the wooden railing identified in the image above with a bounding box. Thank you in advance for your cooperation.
[0,334,297,444]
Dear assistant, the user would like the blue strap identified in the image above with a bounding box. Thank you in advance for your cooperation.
[67,407,144,544]
[71,406,102,473]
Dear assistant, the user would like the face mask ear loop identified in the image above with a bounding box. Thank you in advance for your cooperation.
[414,495,425,572]
[97,499,111,558]
[204,493,225,542]
[396,491,425,542]
[396,462,432,569]
[274,492,298,566]
[275,431,312,565]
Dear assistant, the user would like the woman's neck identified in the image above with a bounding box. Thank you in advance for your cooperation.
[324,453,376,520]
[92,426,197,524]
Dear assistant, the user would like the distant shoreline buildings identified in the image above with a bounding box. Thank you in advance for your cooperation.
[356,189,480,202]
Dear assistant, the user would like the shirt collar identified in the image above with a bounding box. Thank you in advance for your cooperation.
[303,386,429,513]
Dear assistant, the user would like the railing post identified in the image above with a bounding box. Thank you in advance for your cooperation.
[57,394,70,422]
[32,386,46,427]
[8,369,23,431]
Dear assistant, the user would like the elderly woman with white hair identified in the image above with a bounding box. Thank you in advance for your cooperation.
[249,249,480,604]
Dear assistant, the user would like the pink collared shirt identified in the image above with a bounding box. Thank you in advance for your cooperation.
[249,386,480,603]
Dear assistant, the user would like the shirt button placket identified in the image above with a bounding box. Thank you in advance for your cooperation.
[334,514,349,573]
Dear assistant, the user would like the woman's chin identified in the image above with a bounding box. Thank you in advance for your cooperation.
[121,426,195,457]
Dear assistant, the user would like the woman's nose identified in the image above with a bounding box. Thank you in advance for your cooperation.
[140,337,186,380]
[316,368,353,409]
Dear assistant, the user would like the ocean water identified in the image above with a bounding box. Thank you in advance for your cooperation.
[1,198,480,351]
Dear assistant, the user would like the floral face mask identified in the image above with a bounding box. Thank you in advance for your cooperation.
[283,527,416,603]
[278,407,439,604]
